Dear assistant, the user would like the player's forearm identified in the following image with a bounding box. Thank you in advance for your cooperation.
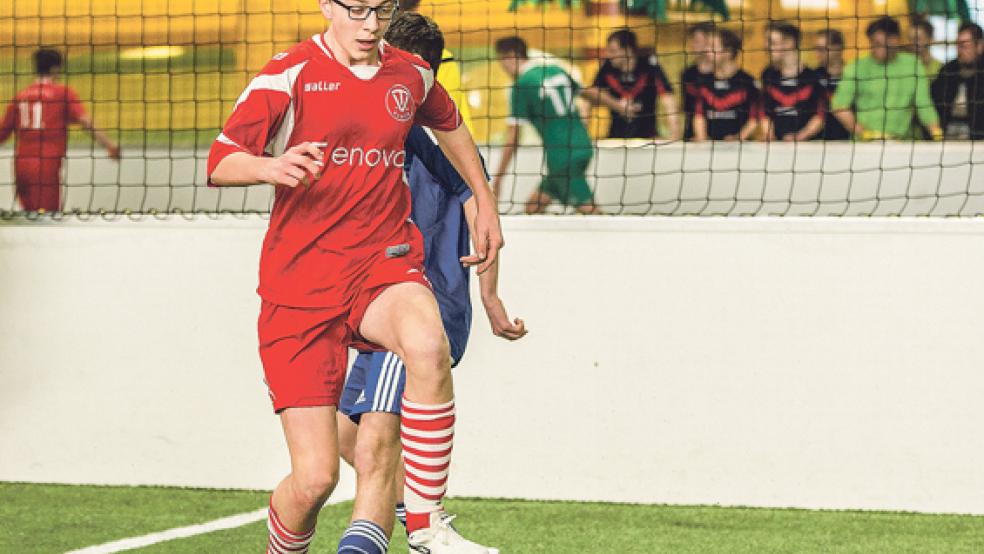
[833,109,859,135]
[462,197,502,299]
[597,90,625,113]
[497,127,520,171]
[693,116,708,141]
[431,124,494,204]
[477,255,501,305]
[433,126,503,273]
[89,128,115,150]
[796,115,824,141]
[739,119,758,141]
[492,126,520,196]
[78,116,119,156]
[579,87,605,107]
[661,95,682,139]
[760,118,774,141]
[210,152,271,186]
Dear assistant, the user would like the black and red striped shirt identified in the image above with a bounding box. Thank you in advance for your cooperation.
[814,66,851,140]
[761,66,825,139]
[694,70,760,140]
[592,54,673,138]
[682,64,714,140]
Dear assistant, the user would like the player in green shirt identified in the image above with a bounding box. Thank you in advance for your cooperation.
[831,16,942,140]
[492,36,598,214]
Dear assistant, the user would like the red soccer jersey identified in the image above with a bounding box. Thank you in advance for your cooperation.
[207,35,462,308]
[0,81,86,159]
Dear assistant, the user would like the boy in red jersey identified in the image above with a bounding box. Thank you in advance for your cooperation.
[0,49,120,213]
[206,1,502,553]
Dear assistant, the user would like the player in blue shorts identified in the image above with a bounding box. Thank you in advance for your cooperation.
[334,13,527,554]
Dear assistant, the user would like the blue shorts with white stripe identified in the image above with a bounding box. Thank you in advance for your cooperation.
[339,351,407,424]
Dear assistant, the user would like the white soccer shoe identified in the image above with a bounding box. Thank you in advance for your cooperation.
[407,511,499,554]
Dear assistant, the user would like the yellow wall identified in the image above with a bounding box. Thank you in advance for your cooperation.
[0,0,919,142]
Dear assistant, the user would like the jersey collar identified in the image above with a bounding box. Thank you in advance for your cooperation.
[313,33,388,65]
[313,33,334,60]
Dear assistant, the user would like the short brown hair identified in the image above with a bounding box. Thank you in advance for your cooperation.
[717,29,742,57]
[495,36,528,59]
[384,12,445,72]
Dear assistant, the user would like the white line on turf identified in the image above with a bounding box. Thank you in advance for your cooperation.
[64,507,269,554]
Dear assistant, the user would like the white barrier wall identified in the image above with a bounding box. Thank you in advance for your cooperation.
[2,216,984,515]
[2,141,983,216]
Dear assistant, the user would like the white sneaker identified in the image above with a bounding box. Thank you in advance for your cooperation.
[407,511,499,554]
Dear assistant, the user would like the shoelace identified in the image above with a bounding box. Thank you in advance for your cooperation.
[439,513,458,530]
[435,513,461,546]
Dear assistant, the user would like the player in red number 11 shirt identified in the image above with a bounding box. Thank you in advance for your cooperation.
[206,1,503,553]
[0,49,120,213]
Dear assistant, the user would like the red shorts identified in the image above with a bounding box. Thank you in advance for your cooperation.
[15,158,63,212]
[257,251,430,413]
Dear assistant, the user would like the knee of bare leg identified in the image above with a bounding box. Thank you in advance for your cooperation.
[293,466,339,509]
[353,434,399,480]
[401,333,450,376]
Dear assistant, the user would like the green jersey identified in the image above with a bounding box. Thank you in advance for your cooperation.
[831,52,939,139]
[507,60,593,166]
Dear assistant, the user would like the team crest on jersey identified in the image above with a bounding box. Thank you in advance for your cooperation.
[385,84,414,122]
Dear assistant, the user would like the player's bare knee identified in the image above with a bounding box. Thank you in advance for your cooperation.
[400,333,451,377]
[291,465,339,509]
[353,435,399,481]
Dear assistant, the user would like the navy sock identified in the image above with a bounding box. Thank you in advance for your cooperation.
[337,519,388,554]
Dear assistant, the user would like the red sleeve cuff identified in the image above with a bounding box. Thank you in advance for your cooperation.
[206,135,252,187]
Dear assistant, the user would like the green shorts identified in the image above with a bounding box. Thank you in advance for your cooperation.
[541,148,594,207]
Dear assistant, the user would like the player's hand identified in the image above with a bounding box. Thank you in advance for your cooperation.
[783,134,796,142]
[723,134,739,142]
[106,144,121,161]
[261,142,325,188]
[616,98,641,121]
[463,197,503,275]
[482,295,527,341]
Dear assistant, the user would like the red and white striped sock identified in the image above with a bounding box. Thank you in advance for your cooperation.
[267,501,315,554]
[401,396,455,534]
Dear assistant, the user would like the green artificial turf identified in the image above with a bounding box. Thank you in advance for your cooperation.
[0,482,268,553]
[3,483,984,553]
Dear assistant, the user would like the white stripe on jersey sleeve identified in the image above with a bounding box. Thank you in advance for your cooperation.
[216,132,244,149]
[414,64,435,99]
[231,60,308,157]
[267,101,295,158]
[233,61,308,109]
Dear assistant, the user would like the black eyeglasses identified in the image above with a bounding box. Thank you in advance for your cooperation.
[331,0,399,21]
